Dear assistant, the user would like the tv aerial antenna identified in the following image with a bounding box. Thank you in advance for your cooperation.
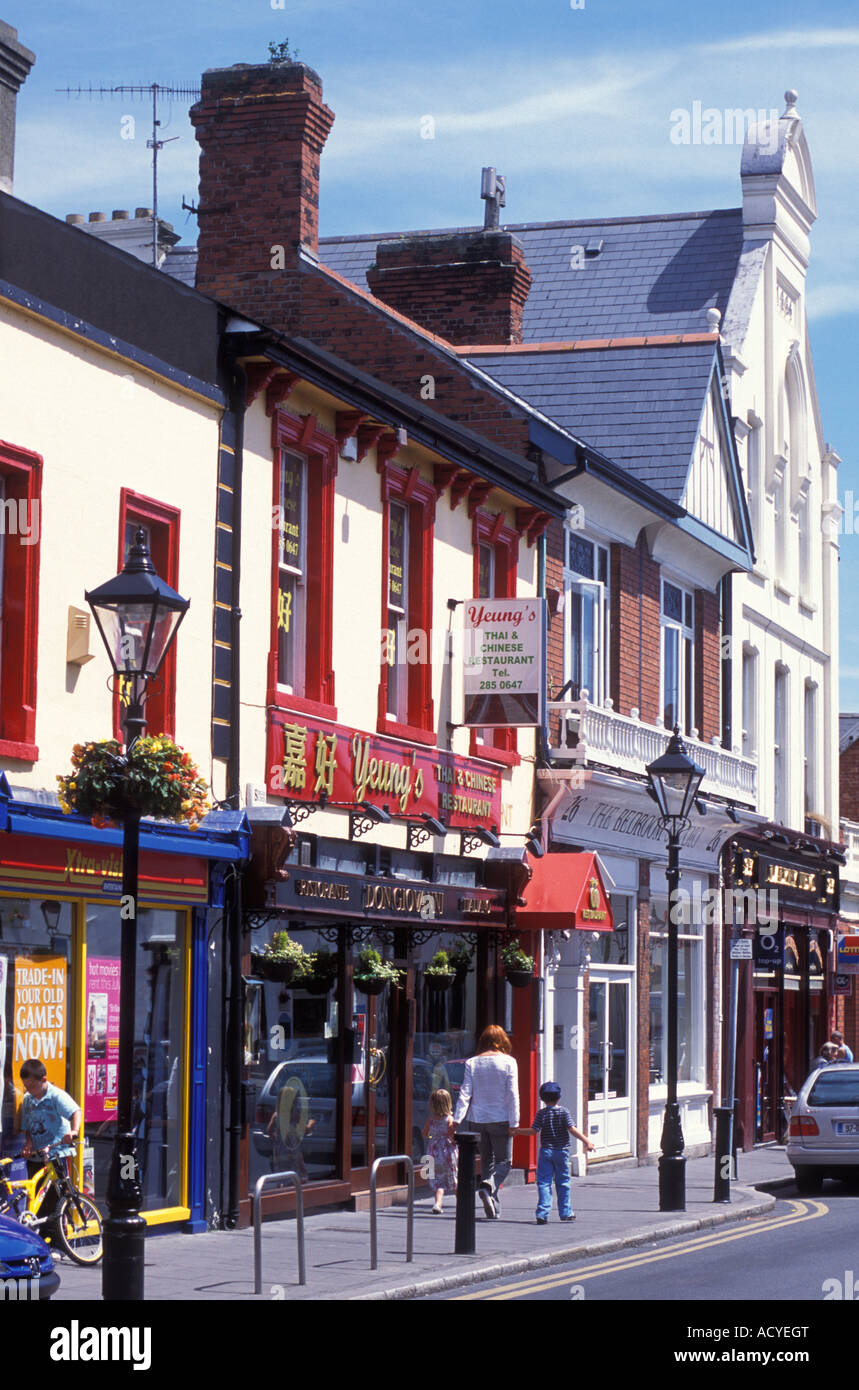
[57,82,201,268]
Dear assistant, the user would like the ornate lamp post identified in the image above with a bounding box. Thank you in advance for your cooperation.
[85,529,189,1301]
[645,727,705,1213]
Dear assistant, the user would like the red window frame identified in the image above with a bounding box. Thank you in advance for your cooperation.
[0,440,41,760]
[267,410,338,720]
[115,489,181,742]
[470,509,520,766]
[377,460,436,746]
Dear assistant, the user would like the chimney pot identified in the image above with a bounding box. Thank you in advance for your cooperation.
[135,207,153,219]
[89,211,106,222]
[367,230,532,346]
[66,213,85,225]
[191,60,335,317]
[112,209,130,220]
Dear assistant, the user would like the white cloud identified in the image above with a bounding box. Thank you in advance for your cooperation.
[704,28,859,55]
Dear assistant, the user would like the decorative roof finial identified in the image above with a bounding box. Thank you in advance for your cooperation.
[783,89,799,117]
[706,306,722,333]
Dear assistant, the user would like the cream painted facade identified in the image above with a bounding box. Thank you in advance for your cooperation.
[0,294,221,791]
[722,94,840,836]
[238,377,539,846]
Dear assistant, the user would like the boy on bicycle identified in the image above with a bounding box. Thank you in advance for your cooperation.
[19,1060,81,1179]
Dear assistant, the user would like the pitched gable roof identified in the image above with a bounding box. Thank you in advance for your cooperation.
[462,339,717,501]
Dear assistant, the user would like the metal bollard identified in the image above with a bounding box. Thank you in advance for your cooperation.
[712,1106,733,1203]
[454,1131,479,1255]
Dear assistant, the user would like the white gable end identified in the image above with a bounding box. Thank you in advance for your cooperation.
[681,379,742,543]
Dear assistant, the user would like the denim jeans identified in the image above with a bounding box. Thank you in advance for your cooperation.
[536,1146,572,1220]
[466,1122,512,1204]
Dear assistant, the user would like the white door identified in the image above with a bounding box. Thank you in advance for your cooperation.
[587,975,632,1157]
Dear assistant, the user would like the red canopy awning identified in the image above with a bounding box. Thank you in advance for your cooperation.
[515,851,613,933]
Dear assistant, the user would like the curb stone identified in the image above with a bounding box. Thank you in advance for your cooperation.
[345,1187,777,1301]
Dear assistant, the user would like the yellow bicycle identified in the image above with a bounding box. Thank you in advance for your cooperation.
[0,1147,103,1266]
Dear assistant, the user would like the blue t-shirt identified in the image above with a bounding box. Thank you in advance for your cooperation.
[21,1083,79,1157]
[531,1104,573,1149]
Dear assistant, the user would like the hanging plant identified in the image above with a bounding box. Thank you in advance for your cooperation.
[301,948,339,994]
[501,938,536,988]
[353,946,404,996]
[57,737,211,830]
[424,949,455,992]
[448,940,474,979]
[252,930,313,984]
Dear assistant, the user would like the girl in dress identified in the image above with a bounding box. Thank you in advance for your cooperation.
[422,1088,458,1213]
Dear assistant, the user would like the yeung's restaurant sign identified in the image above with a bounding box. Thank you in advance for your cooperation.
[267,714,503,828]
[462,598,545,728]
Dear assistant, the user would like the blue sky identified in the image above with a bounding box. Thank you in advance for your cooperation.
[4,0,858,701]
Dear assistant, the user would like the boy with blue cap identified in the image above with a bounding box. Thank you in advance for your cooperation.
[513,1081,594,1223]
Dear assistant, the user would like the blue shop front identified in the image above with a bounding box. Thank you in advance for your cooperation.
[0,776,248,1232]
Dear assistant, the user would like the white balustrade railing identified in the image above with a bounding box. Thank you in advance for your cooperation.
[547,695,757,804]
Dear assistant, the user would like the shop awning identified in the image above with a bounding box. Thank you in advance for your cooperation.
[515,851,613,932]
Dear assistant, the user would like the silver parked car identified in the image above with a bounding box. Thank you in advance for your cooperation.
[787,1063,859,1193]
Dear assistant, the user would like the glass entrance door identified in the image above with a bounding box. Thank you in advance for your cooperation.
[588,976,632,1156]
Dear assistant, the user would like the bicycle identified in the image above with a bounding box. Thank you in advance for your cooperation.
[0,1144,103,1265]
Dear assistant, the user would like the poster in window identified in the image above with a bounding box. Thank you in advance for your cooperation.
[13,956,67,1090]
[85,958,121,1122]
[279,455,303,569]
[388,507,405,610]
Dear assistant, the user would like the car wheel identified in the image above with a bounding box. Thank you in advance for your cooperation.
[794,1168,824,1194]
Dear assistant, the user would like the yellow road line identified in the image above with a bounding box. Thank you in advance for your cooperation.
[455,1200,828,1300]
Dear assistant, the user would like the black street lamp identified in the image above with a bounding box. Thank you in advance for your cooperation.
[85,528,189,1301]
[645,726,705,1213]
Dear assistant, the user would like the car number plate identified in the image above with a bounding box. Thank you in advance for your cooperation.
[835,1122,859,1135]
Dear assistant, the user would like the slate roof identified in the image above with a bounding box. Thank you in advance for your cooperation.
[166,208,745,340]
[840,715,859,755]
[319,208,744,341]
[469,342,717,500]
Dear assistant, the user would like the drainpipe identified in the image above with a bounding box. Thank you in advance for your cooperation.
[223,351,246,1228]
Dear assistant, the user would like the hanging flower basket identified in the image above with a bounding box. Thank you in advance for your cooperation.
[300,949,338,994]
[501,939,536,989]
[57,737,210,829]
[251,954,302,984]
[353,974,389,997]
[353,947,404,996]
[424,949,456,992]
[251,931,312,986]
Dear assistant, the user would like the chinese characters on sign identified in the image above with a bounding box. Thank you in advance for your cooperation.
[267,716,502,829]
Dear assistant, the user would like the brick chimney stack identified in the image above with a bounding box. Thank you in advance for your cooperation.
[190,62,334,323]
[0,20,35,195]
[366,230,532,345]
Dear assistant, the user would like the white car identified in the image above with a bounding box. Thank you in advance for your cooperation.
[786,1063,859,1193]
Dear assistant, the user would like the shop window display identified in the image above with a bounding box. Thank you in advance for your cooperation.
[84,904,186,1214]
[0,899,73,1160]
[412,933,477,1162]
[247,926,340,1189]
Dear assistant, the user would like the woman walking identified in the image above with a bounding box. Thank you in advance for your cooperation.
[453,1025,519,1218]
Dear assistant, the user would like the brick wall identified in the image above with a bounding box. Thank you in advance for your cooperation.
[612,537,660,723]
[840,743,859,820]
[695,588,721,742]
[366,231,532,346]
[191,61,535,458]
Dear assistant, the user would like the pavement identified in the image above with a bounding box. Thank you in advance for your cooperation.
[51,1145,796,1302]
